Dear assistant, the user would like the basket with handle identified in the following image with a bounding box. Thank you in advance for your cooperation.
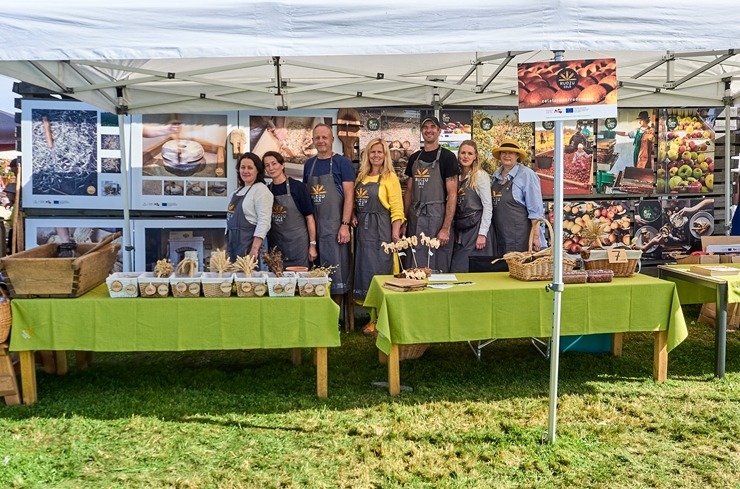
[504,218,576,281]
[580,247,642,277]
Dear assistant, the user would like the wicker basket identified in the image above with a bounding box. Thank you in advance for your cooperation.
[201,272,234,298]
[296,272,330,297]
[580,248,642,277]
[504,218,576,281]
[106,272,141,298]
[170,273,203,298]
[138,272,171,298]
[0,290,11,343]
[399,344,428,361]
[234,272,269,297]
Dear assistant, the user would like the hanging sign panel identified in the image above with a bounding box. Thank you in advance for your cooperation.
[518,58,618,122]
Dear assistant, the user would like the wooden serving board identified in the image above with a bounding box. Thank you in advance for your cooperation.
[383,278,427,292]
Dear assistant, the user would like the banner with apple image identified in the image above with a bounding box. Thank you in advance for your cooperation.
[658,108,715,194]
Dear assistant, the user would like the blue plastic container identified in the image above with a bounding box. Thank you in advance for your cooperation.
[560,334,612,353]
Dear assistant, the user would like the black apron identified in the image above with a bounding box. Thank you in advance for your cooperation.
[450,174,494,272]
[407,148,453,272]
[306,155,350,294]
[268,178,309,268]
[492,167,531,256]
[353,177,392,301]
[226,185,257,261]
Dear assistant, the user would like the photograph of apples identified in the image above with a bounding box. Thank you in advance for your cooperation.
[657,108,715,194]
[547,200,632,259]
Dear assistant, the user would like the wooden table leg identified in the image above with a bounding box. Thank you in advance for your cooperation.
[315,347,328,398]
[19,350,37,405]
[39,351,56,374]
[291,348,302,366]
[378,349,388,365]
[0,344,20,405]
[388,344,400,396]
[55,351,68,375]
[611,333,623,357]
[653,330,667,383]
[76,351,93,370]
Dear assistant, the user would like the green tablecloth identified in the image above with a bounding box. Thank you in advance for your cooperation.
[10,284,341,352]
[364,272,688,355]
[665,264,740,304]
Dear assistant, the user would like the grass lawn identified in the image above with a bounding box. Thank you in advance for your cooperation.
[1,305,739,488]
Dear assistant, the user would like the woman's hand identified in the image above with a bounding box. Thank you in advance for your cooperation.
[475,235,486,250]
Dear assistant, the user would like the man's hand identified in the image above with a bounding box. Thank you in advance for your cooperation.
[338,225,351,244]
[437,227,451,247]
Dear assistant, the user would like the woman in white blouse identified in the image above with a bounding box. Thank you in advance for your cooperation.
[450,140,494,272]
[226,152,274,261]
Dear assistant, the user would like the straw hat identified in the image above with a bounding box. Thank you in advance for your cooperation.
[491,138,528,160]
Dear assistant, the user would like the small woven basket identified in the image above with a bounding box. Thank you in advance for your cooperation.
[504,218,576,281]
[0,290,11,343]
[399,344,428,361]
[201,272,234,298]
[580,248,642,277]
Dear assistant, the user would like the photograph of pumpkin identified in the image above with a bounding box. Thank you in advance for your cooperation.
[472,109,533,174]
[534,119,595,196]
[658,108,716,194]
[548,200,632,258]
[517,58,617,109]
[141,113,228,179]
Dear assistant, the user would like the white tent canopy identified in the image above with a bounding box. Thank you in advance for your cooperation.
[1,1,739,114]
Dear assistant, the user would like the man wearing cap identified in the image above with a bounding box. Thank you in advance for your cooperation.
[491,138,545,256]
[403,116,459,272]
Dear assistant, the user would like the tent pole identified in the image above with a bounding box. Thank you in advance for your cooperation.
[546,50,565,444]
[118,112,133,271]
[724,79,732,234]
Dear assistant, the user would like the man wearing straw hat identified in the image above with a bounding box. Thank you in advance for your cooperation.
[403,116,459,272]
[490,138,545,256]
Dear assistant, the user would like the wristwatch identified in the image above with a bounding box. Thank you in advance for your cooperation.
[341,220,351,226]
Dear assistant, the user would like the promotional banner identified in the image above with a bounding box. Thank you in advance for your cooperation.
[534,119,595,195]
[658,108,716,194]
[21,100,128,210]
[359,108,421,188]
[472,109,532,173]
[518,58,617,122]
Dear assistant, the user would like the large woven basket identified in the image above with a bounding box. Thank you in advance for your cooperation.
[504,218,576,281]
[0,290,10,343]
[580,248,642,277]
[399,344,428,361]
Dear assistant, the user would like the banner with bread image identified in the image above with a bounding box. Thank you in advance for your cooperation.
[517,58,617,122]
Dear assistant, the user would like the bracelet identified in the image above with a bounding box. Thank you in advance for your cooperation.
[309,240,317,245]
[341,221,350,226]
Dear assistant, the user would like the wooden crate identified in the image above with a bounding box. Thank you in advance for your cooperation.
[0,241,120,298]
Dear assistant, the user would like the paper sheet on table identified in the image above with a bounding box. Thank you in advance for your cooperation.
[429,274,457,282]
[427,283,454,289]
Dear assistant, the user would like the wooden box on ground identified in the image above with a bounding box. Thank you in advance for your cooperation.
[0,241,120,298]
[698,303,740,331]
